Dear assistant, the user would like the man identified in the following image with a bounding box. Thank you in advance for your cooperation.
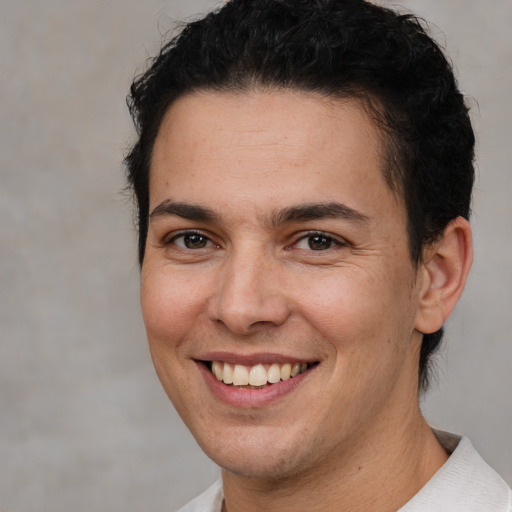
[125,0,511,510]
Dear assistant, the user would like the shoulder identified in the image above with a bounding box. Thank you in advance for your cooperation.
[175,480,224,512]
[400,432,511,512]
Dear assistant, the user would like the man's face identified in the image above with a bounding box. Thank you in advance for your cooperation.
[141,90,425,479]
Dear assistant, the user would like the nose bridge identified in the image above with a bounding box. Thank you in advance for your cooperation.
[209,244,290,334]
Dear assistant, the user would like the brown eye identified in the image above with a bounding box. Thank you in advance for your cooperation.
[292,231,343,252]
[307,235,334,250]
[184,234,208,248]
[170,232,211,249]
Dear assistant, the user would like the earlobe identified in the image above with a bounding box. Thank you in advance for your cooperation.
[415,216,473,334]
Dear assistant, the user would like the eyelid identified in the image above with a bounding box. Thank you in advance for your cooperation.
[289,230,348,250]
[165,229,217,248]
[162,228,347,250]
[165,229,198,243]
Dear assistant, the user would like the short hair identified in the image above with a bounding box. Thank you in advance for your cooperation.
[125,0,475,391]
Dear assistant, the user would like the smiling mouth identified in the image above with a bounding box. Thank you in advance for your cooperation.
[205,361,317,389]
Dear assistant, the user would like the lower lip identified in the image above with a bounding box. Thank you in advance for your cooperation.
[197,362,311,408]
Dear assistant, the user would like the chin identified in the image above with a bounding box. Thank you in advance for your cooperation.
[195,424,324,481]
[215,450,311,481]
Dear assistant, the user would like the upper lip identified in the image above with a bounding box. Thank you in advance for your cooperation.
[196,351,318,366]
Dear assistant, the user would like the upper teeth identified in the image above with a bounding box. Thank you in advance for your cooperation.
[211,361,308,386]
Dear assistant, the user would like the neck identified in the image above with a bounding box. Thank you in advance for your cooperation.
[221,408,448,512]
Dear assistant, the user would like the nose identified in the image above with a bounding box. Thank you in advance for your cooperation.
[208,250,291,335]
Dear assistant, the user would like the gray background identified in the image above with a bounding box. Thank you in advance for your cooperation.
[0,1,510,511]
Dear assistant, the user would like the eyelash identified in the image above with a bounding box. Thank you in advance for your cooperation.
[291,231,346,251]
[165,230,345,252]
[166,230,217,250]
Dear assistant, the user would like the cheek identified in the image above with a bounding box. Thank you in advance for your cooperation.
[296,270,385,332]
[296,265,416,357]
[140,268,208,346]
[139,270,207,405]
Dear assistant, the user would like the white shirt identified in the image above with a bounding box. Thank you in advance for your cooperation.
[176,432,511,512]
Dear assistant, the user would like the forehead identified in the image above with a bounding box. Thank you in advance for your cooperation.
[149,89,400,225]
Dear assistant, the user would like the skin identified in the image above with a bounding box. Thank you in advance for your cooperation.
[141,90,472,512]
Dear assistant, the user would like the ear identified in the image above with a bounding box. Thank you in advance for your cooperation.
[415,216,473,334]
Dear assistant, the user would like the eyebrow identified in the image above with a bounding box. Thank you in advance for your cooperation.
[268,202,370,227]
[149,200,370,227]
[149,200,220,223]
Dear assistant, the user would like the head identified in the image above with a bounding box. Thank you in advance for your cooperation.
[126,1,474,393]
